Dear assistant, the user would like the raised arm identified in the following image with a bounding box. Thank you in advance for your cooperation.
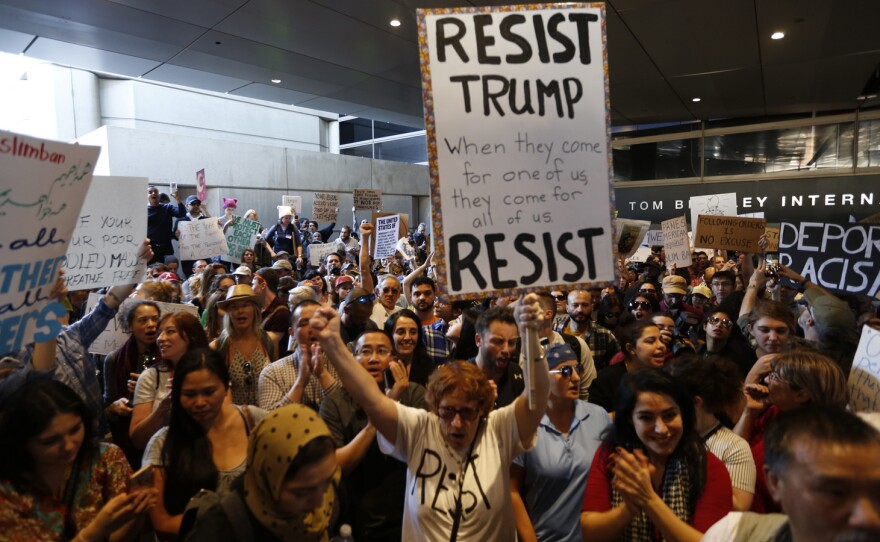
[310,306,399,443]
[739,259,768,320]
[359,223,374,293]
[513,294,550,449]
[402,251,433,305]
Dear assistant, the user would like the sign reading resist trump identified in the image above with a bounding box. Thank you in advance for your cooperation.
[418,3,615,299]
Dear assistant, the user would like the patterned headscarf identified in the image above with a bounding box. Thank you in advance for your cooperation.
[243,404,339,542]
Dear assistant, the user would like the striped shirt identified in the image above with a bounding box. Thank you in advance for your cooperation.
[704,424,756,494]
[258,349,341,412]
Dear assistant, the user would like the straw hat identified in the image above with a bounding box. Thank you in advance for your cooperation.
[217,284,262,309]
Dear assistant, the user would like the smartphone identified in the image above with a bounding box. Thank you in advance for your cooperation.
[169,182,178,194]
[764,252,780,277]
[384,367,396,389]
[130,465,155,491]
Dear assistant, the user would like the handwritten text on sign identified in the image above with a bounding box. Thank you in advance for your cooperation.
[307,243,338,266]
[353,189,382,211]
[312,193,339,222]
[0,132,100,353]
[661,215,691,267]
[282,195,302,215]
[779,222,880,297]
[848,326,880,412]
[374,214,400,260]
[85,293,199,355]
[63,176,148,290]
[694,215,766,252]
[225,216,262,264]
[178,219,228,260]
[420,5,615,297]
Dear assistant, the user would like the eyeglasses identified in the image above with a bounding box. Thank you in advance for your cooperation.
[630,301,652,311]
[707,316,734,329]
[243,362,253,386]
[437,406,479,422]
[549,366,583,378]
[353,293,376,304]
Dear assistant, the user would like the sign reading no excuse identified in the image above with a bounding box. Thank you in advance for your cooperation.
[418,3,616,298]
[694,215,766,252]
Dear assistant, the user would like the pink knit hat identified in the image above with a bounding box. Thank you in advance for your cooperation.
[223,198,238,209]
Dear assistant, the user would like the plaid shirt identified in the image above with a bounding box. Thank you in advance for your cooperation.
[554,317,620,371]
[422,318,451,366]
[258,349,341,412]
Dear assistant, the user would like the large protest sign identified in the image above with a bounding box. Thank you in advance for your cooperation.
[689,193,737,231]
[196,168,207,202]
[63,176,148,290]
[282,195,302,215]
[779,221,880,297]
[0,132,100,354]
[224,216,261,264]
[312,193,339,222]
[661,215,691,267]
[419,4,615,298]
[374,214,400,260]
[848,326,880,412]
[616,219,651,258]
[694,215,766,252]
[178,219,228,260]
[353,188,382,211]
[307,242,338,266]
[85,293,199,355]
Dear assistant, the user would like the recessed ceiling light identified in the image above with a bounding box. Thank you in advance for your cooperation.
[771,31,785,40]
[692,97,701,102]
[271,78,281,84]
[390,19,401,27]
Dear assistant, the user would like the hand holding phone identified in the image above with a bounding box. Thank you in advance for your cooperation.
[130,466,155,492]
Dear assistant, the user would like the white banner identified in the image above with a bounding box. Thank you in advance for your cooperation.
[0,132,100,353]
[849,326,880,412]
[374,214,400,260]
[178,219,228,260]
[307,242,338,266]
[419,5,615,297]
[85,293,199,355]
[282,195,302,215]
[689,192,738,232]
[63,176,149,290]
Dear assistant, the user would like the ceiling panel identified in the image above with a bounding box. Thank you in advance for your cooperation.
[610,78,694,124]
[668,66,766,119]
[0,26,33,53]
[605,8,664,85]
[143,63,250,93]
[310,0,419,44]
[26,37,160,77]
[106,0,247,28]
[229,82,319,105]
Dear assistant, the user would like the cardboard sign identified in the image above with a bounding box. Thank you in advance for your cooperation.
[196,168,207,202]
[779,221,880,297]
[85,293,199,355]
[848,326,880,412]
[307,242,338,266]
[282,195,302,215]
[63,176,149,290]
[312,193,339,222]
[178,219,228,260]
[616,219,651,258]
[689,193,738,231]
[419,4,615,298]
[224,216,262,264]
[764,226,780,252]
[0,131,100,354]
[353,188,382,211]
[374,214,400,260]
[694,215,766,252]
[661,215,691,267]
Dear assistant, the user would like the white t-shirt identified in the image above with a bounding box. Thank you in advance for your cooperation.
[132,366,171,411]
[378,401,535,542]
[370,302,401,327]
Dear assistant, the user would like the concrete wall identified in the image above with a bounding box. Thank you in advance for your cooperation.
[76,125,431,234]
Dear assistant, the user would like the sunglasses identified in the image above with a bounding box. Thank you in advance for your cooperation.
[243,361,253,386]
[630,301,652,311]
[549,366,582,378]
[552,294,566,301]
[353,293,376,304]
[707,316,734,329]
[639,288,656,295]
[437,406,479,422]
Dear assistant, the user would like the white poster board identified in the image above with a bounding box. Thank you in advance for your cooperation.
[224,216,262,264]
[178,219,229,260]
[419,4,615,298]
[307,242,338,266]
[849,326,880,412]
[282,195,302,215]
[689,192,738,231]
[615,219,651,258]
[0,131,100,353]
[642,229,664,247]
[85,293,199,355]
[374,214,400,260]
[63,176,149,290]
[661,215,691,267]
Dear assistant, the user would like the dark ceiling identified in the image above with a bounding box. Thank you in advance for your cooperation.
[1,0,879,129]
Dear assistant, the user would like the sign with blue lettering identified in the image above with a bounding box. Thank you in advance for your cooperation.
[418,3,615,298]
[0,131,100,354]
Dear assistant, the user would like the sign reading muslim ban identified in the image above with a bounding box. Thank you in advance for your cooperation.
[0,132,100,353]
[419,4,615,299]
[780,221,880,297]
[63,176,149,290]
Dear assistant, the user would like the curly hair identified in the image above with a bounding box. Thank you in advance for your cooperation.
[119,300,160,333]
[426,361,495,418]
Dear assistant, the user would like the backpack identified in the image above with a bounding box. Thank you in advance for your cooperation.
[179,487,254,541]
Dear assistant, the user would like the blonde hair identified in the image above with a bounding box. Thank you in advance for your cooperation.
[222,300,263,339]
[774,350,848,409]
